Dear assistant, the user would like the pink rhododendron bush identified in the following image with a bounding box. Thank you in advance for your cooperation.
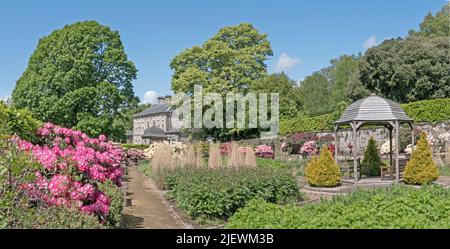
[255,144,274,159]
[13,123,125,223]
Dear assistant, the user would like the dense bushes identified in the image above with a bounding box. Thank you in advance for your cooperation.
[142,165,301,221]
[404,132,439,185]
[305,146,340,187]
[401,98,450,123]
[10,205,103,229]
[0,102,41,142]
[226,185,450,228]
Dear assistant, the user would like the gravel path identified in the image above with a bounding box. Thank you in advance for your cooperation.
[120,166,191,229]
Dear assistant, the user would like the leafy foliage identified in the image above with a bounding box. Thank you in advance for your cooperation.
[280,112,338,136]
[0,102,41,143]
[10,205,103,229]
[12,21,138,140]
[226,185,450,228]
[361,137,382,176]
[141,164,300,221]
[401,98,450,123]
[98,180,124,228]
[404,132,439,185]
[359,36,449,103]
[305,145,340,187]
[170,23,272,94]
[251,73,300,118]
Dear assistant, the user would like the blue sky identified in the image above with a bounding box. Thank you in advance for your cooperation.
[0,0,446,103]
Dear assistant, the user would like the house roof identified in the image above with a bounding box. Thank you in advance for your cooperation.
[142,125,166,138]
[134,103,173,118]
[334,95,413,124]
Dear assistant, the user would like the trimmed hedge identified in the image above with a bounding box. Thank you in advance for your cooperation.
[401,98,450,123]
[280,113,337,135]
[121,144,149,150]
[150,166,301,221]
[226,185,450,229]
[280,98,450,135]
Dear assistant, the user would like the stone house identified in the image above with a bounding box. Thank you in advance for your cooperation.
[131,96,182,144]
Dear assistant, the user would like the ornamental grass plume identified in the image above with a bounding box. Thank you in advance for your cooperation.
[305,145,341,187]
[404,132,439,185]
[182,144,196,167]
[151,142,173,170]
[227,142,240,168]
[195,144,204,168]
[208,143,222,169]
[243,147,257,168]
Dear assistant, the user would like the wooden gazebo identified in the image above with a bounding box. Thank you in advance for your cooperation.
[334,94,414,184]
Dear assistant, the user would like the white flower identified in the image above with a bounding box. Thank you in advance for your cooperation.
[380,139,396,155]
[404,144,416,154]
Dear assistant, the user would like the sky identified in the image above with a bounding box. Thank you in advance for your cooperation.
[0,0,447,104]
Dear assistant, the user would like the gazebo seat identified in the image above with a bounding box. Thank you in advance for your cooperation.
[380,159,408,180]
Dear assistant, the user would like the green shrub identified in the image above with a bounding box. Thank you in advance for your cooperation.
[305,146,340,187]
[362,137,383,176]
[404,132,439,185]
[121,144,149,150]
[0,102,41,142]
[155,167,301,221]
[401,98,450,123]
[98,180,124,228]
[256,158,289,170]
[10,205,102,229]
[226,185,450,229]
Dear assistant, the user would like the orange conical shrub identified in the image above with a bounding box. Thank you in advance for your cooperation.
[305,145,340,187]
[404,132,439,185]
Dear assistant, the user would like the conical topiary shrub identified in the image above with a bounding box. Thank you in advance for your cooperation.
[305,145,341,187]
[362,137,383,176]
[403,132,439,185]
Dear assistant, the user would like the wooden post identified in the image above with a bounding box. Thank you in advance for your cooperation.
[334,125,339,164]
[395,121,400,184]
[389,126,393,180]
[410,123,415,151]
[351,122,358,184]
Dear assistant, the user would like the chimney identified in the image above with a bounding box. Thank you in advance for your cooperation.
[165,95,171,104]
[157,96,165,104]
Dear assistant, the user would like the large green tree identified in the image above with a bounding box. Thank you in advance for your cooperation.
[250,73,299,118]
[170,23,273,140]
[409,3,449,38]
[359,36,449,103]
[12,21,138,140]
[296,73,333,117]
[170,23,273,94]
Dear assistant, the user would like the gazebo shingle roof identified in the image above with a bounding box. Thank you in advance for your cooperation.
[334,95,413,124]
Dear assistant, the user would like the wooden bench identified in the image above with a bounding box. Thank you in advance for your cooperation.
[380,159,408,180]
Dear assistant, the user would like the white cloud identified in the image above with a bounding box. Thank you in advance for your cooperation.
[0,95,10,103]
[363,35,378,50]
[274,53,301,73]
[142,90,158,104]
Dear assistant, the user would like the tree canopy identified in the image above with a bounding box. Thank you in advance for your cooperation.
[170,23,273,94]
[12,21,138,140]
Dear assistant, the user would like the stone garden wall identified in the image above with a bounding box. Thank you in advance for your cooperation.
[238,121,450,157]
